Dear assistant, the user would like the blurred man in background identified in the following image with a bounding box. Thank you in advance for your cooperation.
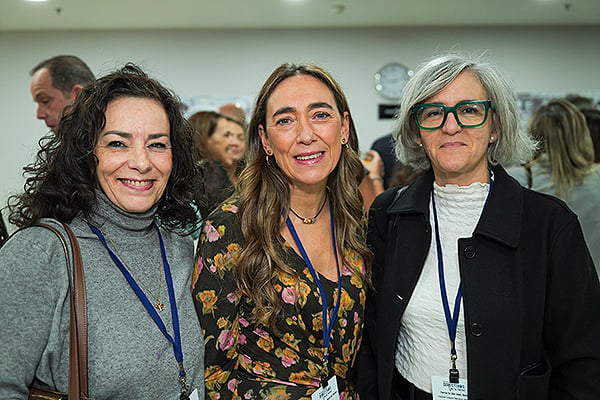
[30,55,94,132]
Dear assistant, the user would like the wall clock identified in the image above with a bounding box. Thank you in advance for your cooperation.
[374,62,412,100]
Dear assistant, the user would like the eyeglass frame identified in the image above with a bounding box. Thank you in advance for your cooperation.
[412,100,493,130]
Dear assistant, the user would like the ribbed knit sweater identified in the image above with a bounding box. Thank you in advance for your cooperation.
[395,181,489,392]
[0,192,204,399]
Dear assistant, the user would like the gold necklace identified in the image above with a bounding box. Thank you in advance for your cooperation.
[289,193,328,224]
[104,231,165,311]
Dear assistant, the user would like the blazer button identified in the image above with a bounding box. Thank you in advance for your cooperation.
[470,322,484,337]
[464,245,476,259]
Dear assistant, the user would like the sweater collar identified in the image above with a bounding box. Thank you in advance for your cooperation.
[88,189,158,232]
[386,165,523,248]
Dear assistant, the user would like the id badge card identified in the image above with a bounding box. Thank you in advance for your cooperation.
[431,376,468,400]
[189,388,200,400]
[311,376,340,400]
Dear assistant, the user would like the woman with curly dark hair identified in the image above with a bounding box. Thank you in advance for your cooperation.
[0,64,206,399]
[192,63,372,399]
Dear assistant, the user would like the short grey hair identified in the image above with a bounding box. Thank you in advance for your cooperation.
[393,51,537,172]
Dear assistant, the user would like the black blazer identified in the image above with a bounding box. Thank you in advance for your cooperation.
[358,165,600,400]
[0,211,8,248]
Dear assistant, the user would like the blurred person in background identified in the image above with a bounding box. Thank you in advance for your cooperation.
[189,111,246,213]
[219,102,247,125]
[30,55,94,132]
[0,210,8,247]
[581,107,600,162]
[509,98,600,275]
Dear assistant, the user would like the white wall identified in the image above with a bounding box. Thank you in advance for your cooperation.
[1,25,599,230]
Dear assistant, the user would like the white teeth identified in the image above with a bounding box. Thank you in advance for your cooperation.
[296,152,323,161]
[121,179,151,187]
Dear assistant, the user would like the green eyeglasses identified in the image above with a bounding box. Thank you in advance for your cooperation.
[413,100,493,130]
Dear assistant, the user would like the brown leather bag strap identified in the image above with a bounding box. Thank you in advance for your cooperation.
[34,222,89,399]
[63,223,89,398]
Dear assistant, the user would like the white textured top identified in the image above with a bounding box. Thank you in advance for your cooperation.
[395,180,490,392]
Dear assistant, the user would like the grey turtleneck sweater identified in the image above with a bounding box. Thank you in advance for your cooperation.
[0,192,204,399]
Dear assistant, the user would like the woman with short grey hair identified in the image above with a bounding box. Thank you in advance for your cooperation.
[359,51,600,400]
[394,52,537,172]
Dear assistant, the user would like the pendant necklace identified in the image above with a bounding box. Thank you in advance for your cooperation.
[286,198,342,388]
[103,229,165,311]
[289,192,328,224]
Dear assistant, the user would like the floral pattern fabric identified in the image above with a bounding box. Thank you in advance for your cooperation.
[192,200,367,400]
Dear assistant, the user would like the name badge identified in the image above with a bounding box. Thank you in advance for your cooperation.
[431,376,468,400]
[311,376,340,400]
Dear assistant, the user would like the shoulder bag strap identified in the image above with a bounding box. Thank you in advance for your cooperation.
[33,222,89,399]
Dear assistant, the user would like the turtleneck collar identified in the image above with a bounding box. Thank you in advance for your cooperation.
[88,189,158,232]
[432,181,490,227]
[433,180,490,200]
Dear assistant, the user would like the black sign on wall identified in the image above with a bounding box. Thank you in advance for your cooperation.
[378,104,400,119]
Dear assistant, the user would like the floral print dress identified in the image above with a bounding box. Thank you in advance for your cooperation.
[192,199,367,400]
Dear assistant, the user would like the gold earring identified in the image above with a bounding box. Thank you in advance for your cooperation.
[341,138,347,145]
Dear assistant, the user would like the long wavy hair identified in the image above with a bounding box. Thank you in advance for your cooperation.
[9,63,206,232]
[527,98,595,197]
[236,63,372,327]
[394,51,538,172]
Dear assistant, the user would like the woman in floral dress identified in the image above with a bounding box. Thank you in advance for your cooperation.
[192,63,372,400]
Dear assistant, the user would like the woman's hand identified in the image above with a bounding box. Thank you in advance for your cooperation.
[362,150,385,183]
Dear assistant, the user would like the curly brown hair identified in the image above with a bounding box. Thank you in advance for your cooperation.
[10,63,206,231]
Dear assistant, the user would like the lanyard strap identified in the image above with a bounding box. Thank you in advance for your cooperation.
[430,177,493,381]
[431,193,462,356]
[87,222,189,397]
[285,200,342,383]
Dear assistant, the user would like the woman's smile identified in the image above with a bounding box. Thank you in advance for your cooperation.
[294,151,325,164]
[119,178,156,189]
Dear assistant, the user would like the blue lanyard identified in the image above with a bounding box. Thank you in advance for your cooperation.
[87,222,189,398]
[285,200,342,385]
[430,178,493,382]
[431,192,462,357]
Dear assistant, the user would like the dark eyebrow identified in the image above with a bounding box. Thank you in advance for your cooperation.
[309,102,334,111]
[100,131,169,140]
[100,131,133,139]
[271,102,334,118]
[272,106,295,118]
[148,133,170,140]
